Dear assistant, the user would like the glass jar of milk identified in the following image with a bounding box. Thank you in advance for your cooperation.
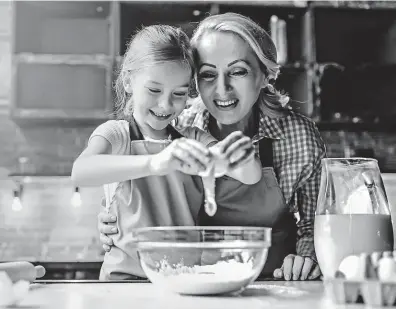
[314,158,394,279]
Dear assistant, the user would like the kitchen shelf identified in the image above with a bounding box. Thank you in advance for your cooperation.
[317,121,396,132]
[10,109,113,124]
[119,2,212,54]
[313,7,396,65]
[15,54,114,67]
[11,60,114,122]
[317,63,396,123]
[311,1,396,10]
[11,1,396,129]
[13,1,114,55]
[218,4,308,64]
[11,1,118,123]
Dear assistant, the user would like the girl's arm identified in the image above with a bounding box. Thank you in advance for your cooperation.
[71,136,154,187]
[72,135,213,187]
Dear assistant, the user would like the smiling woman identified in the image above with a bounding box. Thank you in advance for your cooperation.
[181,13,326,281]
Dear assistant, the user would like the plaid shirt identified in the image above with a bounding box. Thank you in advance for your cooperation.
[175,99,327,260]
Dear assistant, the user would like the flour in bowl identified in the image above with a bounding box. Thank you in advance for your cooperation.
[142,258,257,295]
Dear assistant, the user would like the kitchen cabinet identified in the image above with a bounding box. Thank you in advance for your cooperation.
[11,1,116,123]
[11,1,396,128]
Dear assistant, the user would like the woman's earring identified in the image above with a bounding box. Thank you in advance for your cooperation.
[266,84,275,94]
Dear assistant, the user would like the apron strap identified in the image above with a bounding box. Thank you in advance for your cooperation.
[129,117,144,141]
[167,126,184,140]
[258,137,274,167]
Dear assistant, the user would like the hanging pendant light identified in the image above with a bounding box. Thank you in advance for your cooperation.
[71,187,82,208]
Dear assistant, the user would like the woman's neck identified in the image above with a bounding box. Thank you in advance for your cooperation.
[210,107,258,140]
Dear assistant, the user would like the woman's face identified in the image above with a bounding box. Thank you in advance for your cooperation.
[195,31,266,125]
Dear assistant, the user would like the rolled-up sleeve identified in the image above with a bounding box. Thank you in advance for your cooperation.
[295,135,326,261]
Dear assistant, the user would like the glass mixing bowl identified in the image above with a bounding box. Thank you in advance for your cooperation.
[131,226,271,295]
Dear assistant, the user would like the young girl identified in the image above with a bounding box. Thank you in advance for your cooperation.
[71,25,261,280]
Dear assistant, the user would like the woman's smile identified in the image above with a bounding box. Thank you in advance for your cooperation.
[213,99,239,110]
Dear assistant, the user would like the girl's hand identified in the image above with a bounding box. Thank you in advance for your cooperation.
[149,138,213,176]
[210,131,255,175]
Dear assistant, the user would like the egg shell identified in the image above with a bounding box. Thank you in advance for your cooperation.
[0,277,15,306]
[370,251,383,268]
[378,257,396,281]
[0,272,29,307]
[339,255,364,280]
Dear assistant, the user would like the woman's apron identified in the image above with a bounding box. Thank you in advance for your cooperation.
[100,119,205,280]
[198,137,297,277]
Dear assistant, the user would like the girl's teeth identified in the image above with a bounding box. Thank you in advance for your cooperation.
[154,112,169,117]
[215,100,237,107]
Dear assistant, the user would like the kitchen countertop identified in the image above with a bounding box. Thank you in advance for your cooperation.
[17,280,368,309]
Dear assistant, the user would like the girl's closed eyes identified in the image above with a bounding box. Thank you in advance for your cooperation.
[173,90,188,97]
[145,87,188,97]
[147,87,161,94]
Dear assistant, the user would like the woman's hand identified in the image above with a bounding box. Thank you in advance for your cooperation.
[150,138,213,176]
[209,131,255,176]
[98,210,118,252]
[273,254,322,281]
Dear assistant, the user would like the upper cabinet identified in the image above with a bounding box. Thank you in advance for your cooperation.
[312,5,396,129]
[11,1,117,123]
[11,1,396,130]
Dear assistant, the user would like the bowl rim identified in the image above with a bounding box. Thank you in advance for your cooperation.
[130,226,272,249]
[133,240,271,249]
[131,226,272,233]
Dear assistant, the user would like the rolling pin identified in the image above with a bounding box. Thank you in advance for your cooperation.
[0,261,46,283]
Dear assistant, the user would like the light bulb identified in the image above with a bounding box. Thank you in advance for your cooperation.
[11,196,22,212]
[71,187,82,208]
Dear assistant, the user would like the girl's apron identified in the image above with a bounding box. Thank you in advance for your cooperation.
[198,137,297,277]
[100,119,205,280]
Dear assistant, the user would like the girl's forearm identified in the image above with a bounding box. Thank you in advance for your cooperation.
[226,157,262,185]
[71,155,155,186]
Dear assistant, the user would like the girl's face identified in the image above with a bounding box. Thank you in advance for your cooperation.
[127,61,191,134]
[195,31,266,125]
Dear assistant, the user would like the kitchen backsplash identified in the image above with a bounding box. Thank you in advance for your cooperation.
[1,110,396,175]
[0,177,104,262]
[1,173,396,263]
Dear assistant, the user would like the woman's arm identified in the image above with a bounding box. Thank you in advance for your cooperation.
[295,161,323,262]
[225,155,262,185]
[71,136,154,187]
[210,131,262,185]
[180,127,262,185]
